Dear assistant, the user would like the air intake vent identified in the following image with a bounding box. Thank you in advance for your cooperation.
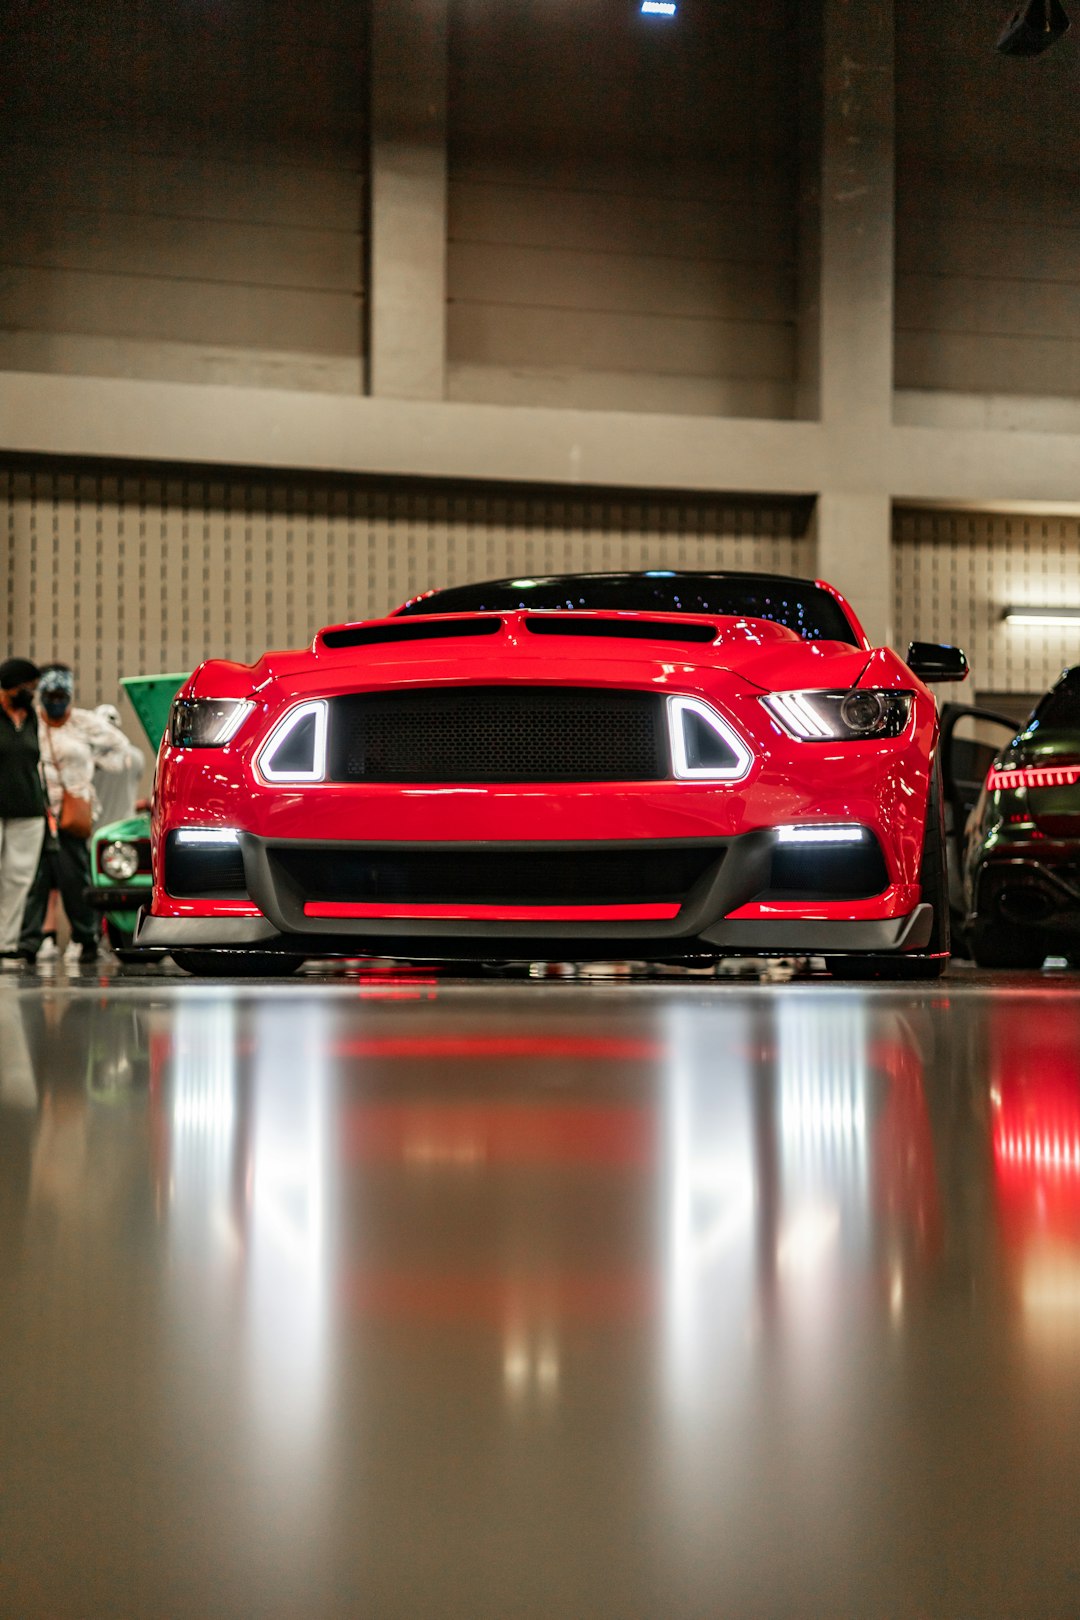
[524,615,717,645]
[164,832,248,898]
[319,617,500,651]
[328,686,668,782]
[270,842,722,906]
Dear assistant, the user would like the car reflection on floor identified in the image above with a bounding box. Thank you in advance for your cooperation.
[3,972,1079,1618]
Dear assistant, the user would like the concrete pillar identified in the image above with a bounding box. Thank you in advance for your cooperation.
[819,0,894,430]
[812,490,893,649]
[368,0,448,400]
[812,0,896,647]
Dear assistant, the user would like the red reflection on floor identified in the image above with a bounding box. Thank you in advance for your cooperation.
[343,1269,652,1324]
[873,1029,942,1262]
[334,1035,661,1060]
[346,1102,654,1168]
[991,1002,1080,1243]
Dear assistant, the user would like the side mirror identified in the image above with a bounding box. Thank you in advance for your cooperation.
[906,641,969,683]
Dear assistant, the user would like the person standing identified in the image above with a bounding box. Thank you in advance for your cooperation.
[18,665,102,966]
[90,703,145,829]
[0,658,46,966]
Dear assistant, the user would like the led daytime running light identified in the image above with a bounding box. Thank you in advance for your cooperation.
[988,765,1080,791]
[667,695,753,781]
[766,691,833,739]
[776,824,867,845]
[257,699,329,783]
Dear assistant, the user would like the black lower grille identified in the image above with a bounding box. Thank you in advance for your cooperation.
[759,840,889,901]
[164,833,248,899]
[327,687,668,783]
[270,844,722,906]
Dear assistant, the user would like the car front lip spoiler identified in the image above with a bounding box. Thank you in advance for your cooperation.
[132,904,934,958]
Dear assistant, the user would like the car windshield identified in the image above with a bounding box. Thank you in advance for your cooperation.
[396,573,859,645]
[1028,668,1080,733]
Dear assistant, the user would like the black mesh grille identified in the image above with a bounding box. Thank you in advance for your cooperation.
[328,687,668,782]
[271,844,722,906]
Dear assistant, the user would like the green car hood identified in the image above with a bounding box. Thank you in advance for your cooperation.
[121,672,189,751]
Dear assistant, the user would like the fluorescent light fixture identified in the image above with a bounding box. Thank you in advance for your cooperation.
[776,824,867,845]
[175,828,240,845]
[641,1,677,13]
[1003,606,1080,626]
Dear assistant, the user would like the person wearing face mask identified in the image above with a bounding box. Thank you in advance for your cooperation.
[0,657,46,966]
[18,664,102,966]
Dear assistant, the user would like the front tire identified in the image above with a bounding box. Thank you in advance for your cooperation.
[170,950,302,978]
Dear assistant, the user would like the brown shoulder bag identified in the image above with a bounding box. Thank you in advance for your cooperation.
[44,722,93,840]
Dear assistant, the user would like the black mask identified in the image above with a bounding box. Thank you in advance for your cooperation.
[42,694,70,720]
[11,687,35,712]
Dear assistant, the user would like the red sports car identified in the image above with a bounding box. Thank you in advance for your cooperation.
[136,572,967,977]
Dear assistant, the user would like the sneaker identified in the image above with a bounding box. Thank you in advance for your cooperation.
[37,935,58,960]
[78,942,100,965]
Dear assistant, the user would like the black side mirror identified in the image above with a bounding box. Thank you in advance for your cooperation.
[906,641,969,683]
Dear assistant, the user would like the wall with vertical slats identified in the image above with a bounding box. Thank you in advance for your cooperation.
[2,462,813,712]
[893,506,1080,700]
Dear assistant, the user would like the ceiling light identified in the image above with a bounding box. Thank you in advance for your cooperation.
[1003,606,1080,625]
[996,0,1071,55]
[641,1,677,15]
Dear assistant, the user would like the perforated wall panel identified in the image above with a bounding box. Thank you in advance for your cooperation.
[894,506,1080,696]
[2,464,812,710]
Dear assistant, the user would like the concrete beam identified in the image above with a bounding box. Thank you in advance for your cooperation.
[0,372,825,494]
[368,0,448,400]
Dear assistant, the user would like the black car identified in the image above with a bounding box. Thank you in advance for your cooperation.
[961,666,1080,968]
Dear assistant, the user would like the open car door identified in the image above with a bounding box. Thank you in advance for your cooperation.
[939,702,1020,948]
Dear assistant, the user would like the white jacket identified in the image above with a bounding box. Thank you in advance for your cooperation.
[38,708,143,822]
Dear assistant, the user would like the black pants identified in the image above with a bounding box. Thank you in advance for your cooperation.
[19,830,98,953]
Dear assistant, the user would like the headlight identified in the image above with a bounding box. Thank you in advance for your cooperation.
[761,690,913,741]
[169,698,253,747]
[256,700,329,782]
[99,840,139,881]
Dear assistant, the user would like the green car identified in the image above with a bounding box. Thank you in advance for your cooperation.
[88,673,188,954]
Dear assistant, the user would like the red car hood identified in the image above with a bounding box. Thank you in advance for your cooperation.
[208,612,876,699]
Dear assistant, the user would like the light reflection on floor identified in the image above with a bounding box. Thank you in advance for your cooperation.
[1,966,1079,1616]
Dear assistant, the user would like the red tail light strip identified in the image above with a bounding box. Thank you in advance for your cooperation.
[988,765,1080,791]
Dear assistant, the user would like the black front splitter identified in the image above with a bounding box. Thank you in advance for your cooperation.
[133,904,934,961]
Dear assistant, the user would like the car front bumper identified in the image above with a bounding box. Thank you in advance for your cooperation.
[140,828,933,960]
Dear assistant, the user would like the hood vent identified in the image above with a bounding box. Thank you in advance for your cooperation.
[320,616,501,651]
[523,615,717,645]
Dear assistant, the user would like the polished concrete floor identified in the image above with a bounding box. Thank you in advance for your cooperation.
[1,958,1078,1617]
